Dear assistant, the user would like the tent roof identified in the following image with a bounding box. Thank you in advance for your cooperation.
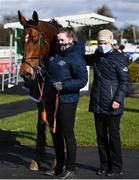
[4,12,115,29]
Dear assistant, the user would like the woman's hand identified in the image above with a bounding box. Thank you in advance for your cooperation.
[112,101,120,109]
[53,81,63,91]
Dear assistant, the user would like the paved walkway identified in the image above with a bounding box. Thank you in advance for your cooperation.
[0,145,139,179]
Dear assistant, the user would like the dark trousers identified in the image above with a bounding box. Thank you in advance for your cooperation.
[51,103,77,171]
[94,113,123,172]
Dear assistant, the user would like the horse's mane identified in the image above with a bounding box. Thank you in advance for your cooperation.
[48,18,63,30]
[26,18,63,30]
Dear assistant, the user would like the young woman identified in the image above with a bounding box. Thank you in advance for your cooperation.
[45,26,88,179]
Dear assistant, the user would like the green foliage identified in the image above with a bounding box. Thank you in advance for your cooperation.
[96,5,117,31]
[134,57,139,64]
[122,25,139,43]
[129,63,139,82]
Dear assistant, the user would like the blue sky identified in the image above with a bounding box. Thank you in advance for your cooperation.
[0,0,139,28]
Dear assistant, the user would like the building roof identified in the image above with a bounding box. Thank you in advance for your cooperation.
[4,12,115,29]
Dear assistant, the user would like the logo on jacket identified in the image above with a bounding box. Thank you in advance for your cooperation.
[58,60,66,66]
[49,56,54,61]
[123,67,128,72]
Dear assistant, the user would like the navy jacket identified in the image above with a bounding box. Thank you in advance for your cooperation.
[85,49,129,115]
[46,43,88,103]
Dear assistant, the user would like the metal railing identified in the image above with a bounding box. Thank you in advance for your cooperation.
[0,63,22,91]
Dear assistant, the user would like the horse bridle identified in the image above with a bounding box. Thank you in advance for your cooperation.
[22,25,49,72]
[21,23,58,83]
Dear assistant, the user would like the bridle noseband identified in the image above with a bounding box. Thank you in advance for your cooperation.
[22,25,49,71]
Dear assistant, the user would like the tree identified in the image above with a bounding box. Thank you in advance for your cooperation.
[0,15,18,46]
[93,5,117,38]
[77,5,117,41]
[120,25,139,44]
[3,14,18,23]
[0,24,10,46]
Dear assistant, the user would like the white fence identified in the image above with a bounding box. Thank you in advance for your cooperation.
[0,46,15,59]
[0,63,22,91]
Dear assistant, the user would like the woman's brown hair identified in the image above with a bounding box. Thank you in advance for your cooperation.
[59,26,78,42]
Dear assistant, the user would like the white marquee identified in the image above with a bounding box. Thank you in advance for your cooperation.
[4,12,115,29]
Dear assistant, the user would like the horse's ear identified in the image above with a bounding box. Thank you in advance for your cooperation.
[18,10,27,27]
[32,11,39,26]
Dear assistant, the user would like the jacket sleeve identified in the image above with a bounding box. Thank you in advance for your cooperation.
[62,55,88,91]
[84,54,94,66]
[84,50,99,66]
[113,55,129,103]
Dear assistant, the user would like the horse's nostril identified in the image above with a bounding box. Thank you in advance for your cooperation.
[25,72,32,81]
[20,73,27,81]
[20,72,24,77]
[25,72,32,76]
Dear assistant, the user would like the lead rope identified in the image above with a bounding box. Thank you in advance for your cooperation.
[37,78,59,134]
[37,66,59,133]
[50,91,59,133]
[37,80,47,122]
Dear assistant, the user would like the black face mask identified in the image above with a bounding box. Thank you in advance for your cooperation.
[58,42,74,52]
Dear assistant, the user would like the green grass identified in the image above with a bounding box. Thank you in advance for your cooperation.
[121,97,139,147]
[0,94,27,104]
[75,96,96,146]
[0,93,139,148]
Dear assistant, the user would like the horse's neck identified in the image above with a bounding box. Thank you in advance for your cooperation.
[39,21,59,33]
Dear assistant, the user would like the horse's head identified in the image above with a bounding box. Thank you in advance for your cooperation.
[18,10,59,81]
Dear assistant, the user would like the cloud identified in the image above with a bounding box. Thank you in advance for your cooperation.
[0,0,139,27]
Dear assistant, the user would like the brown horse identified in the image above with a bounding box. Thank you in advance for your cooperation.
[18,10,60,81]
[18,10,61,170]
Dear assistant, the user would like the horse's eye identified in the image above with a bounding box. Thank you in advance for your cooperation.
[40,35,44,44]
[33,38,38,44]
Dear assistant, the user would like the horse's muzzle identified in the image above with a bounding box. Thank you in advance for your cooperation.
[20,72,35,81]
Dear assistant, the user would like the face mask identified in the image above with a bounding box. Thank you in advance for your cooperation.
[98,44,112,54]
[59,43,73,52]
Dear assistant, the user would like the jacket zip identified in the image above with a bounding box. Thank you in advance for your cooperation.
[110,85,113,100]
[97,80,100,113]
[97,59,102,113]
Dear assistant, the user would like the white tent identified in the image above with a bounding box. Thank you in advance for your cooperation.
[4,12,115,29]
